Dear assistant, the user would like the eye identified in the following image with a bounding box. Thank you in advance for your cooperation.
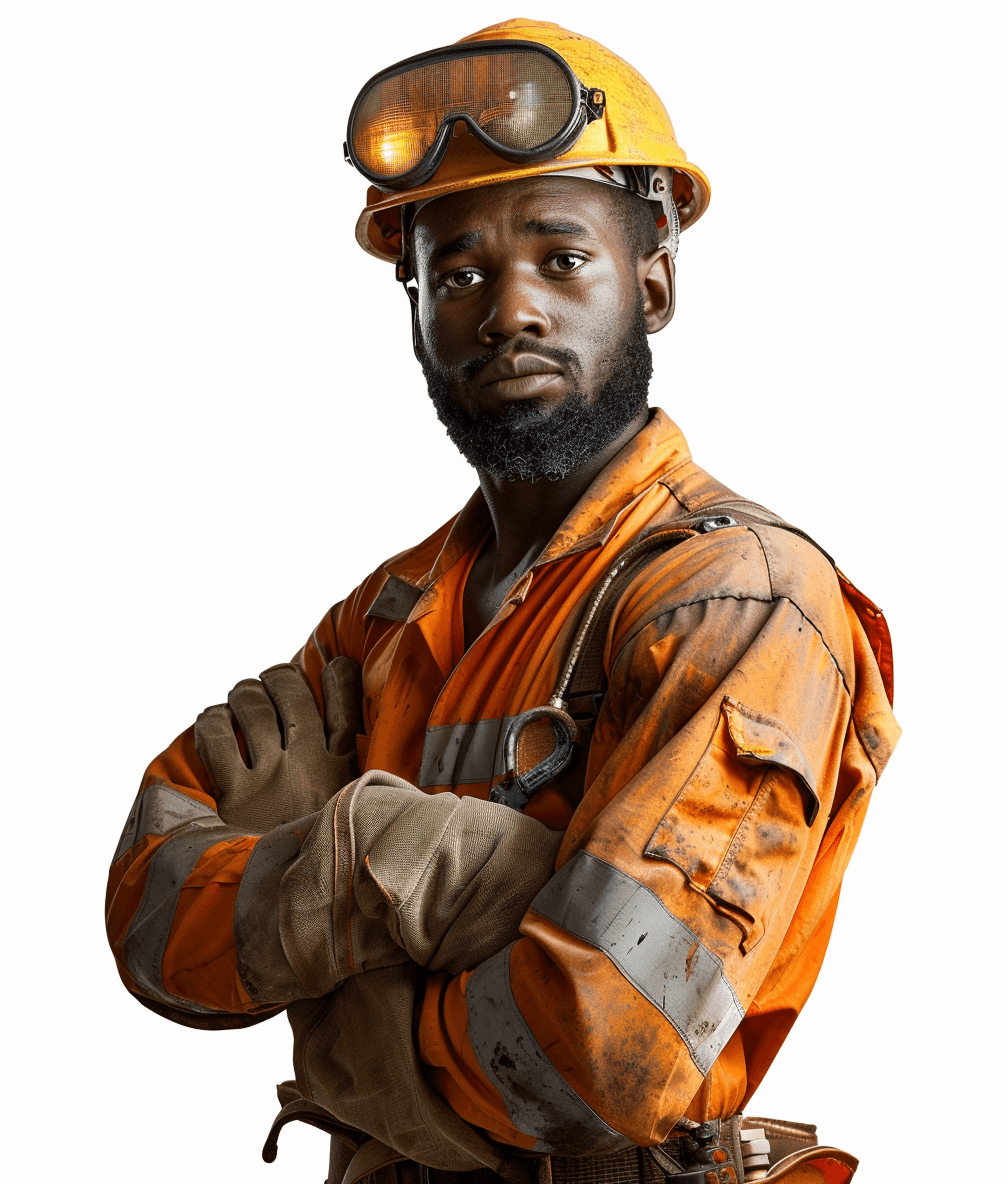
[441,267,485,291]
[543,252,588,275]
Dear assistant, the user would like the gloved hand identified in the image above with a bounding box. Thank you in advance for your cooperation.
[194,657,363,833]
[277,770,564,997]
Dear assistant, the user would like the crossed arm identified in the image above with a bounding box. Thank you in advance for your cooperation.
[106,535,897,1155]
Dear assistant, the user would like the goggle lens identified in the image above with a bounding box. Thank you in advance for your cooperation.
[352,48,576,180]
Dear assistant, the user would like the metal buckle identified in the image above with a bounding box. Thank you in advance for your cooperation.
[696,515,737,533]
[648,1122,739,1183]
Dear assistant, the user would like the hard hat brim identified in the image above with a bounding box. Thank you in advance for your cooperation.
[355,131,710,263]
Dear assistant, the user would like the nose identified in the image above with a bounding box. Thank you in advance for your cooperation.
[478,268,551,344]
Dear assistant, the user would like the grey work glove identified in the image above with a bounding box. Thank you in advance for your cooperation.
[195,657,363,833]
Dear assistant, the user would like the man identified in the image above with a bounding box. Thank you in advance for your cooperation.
[105,19,899,1184]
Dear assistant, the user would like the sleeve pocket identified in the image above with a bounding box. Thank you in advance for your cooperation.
[645,696,819,953]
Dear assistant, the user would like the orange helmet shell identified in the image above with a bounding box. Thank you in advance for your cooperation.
[354,18,710,263]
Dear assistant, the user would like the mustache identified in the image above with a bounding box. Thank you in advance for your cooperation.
[458,339,583,384]
[422,298,652,482]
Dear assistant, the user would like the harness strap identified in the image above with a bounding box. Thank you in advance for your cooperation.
[565,499,838,703]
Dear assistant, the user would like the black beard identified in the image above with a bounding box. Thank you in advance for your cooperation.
[421,302,652,482]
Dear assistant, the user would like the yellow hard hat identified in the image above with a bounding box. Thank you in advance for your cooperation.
[349,18,710,266]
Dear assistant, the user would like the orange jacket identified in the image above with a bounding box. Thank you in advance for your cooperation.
[105,409,899,1149]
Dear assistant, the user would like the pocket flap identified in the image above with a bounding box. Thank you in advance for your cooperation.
[722,696,819,825]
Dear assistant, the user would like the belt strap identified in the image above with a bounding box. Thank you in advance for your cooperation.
[260,1085,858,1183]
[261,1096,360,1166]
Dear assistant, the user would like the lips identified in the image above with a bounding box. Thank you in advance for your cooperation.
[476,352,566,397]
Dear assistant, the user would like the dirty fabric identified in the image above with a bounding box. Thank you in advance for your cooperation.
[105,409,899,1153]
[287,965,510,1172]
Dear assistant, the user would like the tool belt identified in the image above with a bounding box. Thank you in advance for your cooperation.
[263,1088,858,1184]
[353,1122,856,1184]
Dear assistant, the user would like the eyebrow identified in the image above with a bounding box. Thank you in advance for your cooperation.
[427,217,595,267]
[430,230,484,266]
[522,218,593,239]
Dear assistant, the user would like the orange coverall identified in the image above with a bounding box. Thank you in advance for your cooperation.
[105,409,899,1151]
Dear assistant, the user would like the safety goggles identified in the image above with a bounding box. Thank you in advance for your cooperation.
[345,40,606,191]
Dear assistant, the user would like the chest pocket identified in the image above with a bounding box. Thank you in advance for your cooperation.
[645,695,820,953]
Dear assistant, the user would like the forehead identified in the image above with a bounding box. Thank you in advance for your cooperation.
[411,176,618,257]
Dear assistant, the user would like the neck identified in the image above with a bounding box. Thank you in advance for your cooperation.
[477,408,648,584]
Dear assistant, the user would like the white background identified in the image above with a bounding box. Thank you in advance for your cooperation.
[1,3,1004,1180]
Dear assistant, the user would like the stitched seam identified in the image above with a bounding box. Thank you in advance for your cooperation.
[610,593,773,671]
[362,854,397,908]
[605,523,772,661]
[656,461,695,508]
[746,530,853,698]
[708,768,774,891]
[399,802,458,909]
[345,813,355,974]
[330,786,353,978]
[788,599,853,702]
[612,591,852,708]
[656,708,722,824]
[750,525,775,594]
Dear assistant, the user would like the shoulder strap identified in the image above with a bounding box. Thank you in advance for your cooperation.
[557,499,832,708]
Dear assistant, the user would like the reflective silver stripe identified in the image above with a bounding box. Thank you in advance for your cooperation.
[466,943,631,1155]
[113,782,222,863]
[530,850,745,1076]
[418,717,517,788]
[123,826,243,1014]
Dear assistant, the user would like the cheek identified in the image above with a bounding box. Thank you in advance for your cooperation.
[571,272,637,373]
[419,291,474,359]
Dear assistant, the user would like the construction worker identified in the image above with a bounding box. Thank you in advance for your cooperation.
[105,19,900,1184]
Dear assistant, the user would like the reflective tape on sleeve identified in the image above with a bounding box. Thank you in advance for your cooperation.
[466,943,632,1155]
[114,782,223,863]
[122,826,244,1015]
[529,850,745,1076]
[233,816,311,1003]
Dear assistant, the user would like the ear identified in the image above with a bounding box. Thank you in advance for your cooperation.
[637,247,675,333]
